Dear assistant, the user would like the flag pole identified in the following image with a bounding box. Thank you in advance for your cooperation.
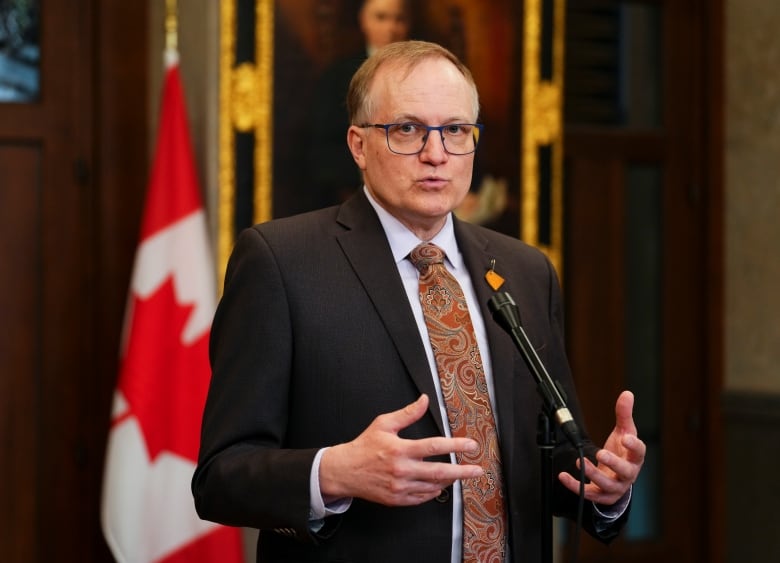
[165,0,179,66]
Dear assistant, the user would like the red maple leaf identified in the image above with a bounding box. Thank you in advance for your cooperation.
[117,276,211,462]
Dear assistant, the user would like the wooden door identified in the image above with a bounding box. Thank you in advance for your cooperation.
[0,1,148,561]
[562,1,723,562]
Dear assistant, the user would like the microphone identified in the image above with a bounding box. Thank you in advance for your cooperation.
[488,291,584,448]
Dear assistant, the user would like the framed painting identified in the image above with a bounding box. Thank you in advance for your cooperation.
[218,0,565,279]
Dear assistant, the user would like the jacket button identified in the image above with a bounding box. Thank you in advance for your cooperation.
[435,488,451,503]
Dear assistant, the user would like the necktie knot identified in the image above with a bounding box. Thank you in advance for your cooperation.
[409,242,445,273]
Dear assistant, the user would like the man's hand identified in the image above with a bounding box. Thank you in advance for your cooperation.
[558,390,646,506]
[320,394,483,506]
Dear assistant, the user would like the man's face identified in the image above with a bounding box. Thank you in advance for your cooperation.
[359,0,409,50]
[347,57,477,239]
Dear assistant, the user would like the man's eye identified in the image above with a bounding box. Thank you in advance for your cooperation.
[397,123,420,134]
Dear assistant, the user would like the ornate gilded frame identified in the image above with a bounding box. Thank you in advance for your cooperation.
[218,0,565,279]
[522,0,566,276]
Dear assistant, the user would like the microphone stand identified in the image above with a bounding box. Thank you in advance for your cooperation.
[538,410,556,563]
[488,291,585,563]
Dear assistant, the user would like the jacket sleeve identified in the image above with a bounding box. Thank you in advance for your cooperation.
[191,227,319,541]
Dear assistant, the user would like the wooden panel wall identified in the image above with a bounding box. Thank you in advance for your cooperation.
[0,2,149,561]
[0,145,42,562]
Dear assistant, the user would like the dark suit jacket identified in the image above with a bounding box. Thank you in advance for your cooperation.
[192,192,627,562]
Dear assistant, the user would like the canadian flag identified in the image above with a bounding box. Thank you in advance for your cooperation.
[101,53,245,563]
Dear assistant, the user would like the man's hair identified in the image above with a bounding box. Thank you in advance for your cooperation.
[346,40,480,124]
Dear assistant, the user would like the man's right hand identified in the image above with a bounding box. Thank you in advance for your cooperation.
[319,394,483,506]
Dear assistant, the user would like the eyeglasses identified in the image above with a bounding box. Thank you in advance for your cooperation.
[360,122,483,155]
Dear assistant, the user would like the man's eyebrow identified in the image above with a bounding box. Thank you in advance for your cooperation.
[389,115,470,124]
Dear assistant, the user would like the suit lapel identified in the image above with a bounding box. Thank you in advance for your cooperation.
[454,220,518,461]
[334,194,446,434]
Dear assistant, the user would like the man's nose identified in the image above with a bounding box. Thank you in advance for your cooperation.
[419,130,449,163]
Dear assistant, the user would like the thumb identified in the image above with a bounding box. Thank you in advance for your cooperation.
[615,390,638,435]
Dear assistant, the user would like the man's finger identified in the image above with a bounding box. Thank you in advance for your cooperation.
[375,394,430,433]
[597,440,645,482]
[405,435,479,460]
[620,433,647,465]
[414,458,484,483]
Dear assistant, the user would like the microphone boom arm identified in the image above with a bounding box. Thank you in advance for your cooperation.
[488,291,584,448]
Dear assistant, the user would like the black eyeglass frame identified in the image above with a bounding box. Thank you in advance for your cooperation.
[360,122,484,155]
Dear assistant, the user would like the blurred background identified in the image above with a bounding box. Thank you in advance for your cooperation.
[1,1,778,562]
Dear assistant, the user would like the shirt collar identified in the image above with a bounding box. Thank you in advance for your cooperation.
[363,187,463,271]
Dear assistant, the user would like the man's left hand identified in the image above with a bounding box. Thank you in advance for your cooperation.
[558,390,646,506]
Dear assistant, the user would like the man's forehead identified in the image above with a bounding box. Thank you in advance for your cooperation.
[372,59,471,103]
[373,56,456,87]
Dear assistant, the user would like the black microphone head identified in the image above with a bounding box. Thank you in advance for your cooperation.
[488,291,522,331]
[488,291,514,312]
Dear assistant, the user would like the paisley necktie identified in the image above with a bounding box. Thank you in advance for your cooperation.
[409,242,507,562]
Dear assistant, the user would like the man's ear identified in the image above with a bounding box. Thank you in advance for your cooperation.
[347,126,367,170]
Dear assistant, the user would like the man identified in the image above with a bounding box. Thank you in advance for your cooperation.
[193,41,645,563]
